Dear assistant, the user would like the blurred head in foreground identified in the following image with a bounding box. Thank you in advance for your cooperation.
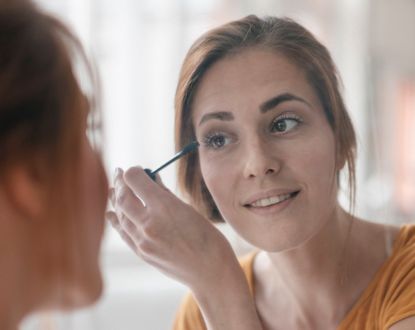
[0,0,108,326]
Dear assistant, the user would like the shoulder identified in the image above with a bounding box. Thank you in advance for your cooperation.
[384,224,415,274]
[377,224,415,328]
[394,224,415,247]
[373,223,415,289]
[340,223,415,329]
[355,220,411,263]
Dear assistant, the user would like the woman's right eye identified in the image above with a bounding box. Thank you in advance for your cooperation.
[202,132,231,150]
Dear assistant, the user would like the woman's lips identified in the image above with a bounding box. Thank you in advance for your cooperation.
[244,191,300,215]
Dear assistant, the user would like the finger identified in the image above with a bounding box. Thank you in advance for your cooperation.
[107,210,140,244]
[119,229,139,254]
[111,187,126,222]
[106,210,121,231]
[114,179,147,222]
[119,212,140,237]
[107,211,139,254]
[113,168,129,215]
[113,167,124,188]
[108,187,115,209]
[123,166,161,205]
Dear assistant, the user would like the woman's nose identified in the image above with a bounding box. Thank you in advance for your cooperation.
[242,137,281,179]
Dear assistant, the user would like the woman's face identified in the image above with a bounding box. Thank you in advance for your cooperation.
[192,48,340,251]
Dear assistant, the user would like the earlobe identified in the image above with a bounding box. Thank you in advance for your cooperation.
[3,163,47,220]
[335,149,347,172]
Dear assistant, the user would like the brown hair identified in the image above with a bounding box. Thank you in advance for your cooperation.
[175,15,357,221]
[0,0,98,217]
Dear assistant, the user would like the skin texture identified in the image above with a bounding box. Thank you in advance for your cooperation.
[110,48,413,329]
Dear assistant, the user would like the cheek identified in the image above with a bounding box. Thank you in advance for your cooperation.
[78,144,108,248]
[86,159,108,233]
[294,131,338,196]
[91,158,109,212]
[199,152,236,210]
[200,153,221,192]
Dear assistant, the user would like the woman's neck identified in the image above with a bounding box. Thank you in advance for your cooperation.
[254,207,358,327]
[270,207,352,288]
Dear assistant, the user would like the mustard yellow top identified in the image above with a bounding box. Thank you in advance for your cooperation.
[172,225,415,330]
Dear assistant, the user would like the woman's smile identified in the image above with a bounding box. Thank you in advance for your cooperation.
[242,189,301,216]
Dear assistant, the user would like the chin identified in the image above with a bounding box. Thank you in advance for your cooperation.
[79,275,103,306]
[233,218,321,253]
[60,269,104,310]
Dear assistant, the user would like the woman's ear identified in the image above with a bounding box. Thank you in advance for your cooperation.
[3,163,48,220]
[335,147,347,172]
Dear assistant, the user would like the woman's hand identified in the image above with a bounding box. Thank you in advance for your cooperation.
[107,166,263,330]
[106,166,235,291]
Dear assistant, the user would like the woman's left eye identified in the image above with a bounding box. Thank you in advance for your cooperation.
[270,116,301,134]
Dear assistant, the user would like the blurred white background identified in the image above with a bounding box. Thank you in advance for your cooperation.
[22,0,415,329]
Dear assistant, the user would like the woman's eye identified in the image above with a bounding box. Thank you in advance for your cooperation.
[203,133,230,150]
[270,117,301,134]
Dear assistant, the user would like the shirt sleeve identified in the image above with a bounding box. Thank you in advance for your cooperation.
[172,292,207,330]
[382,236,415,328]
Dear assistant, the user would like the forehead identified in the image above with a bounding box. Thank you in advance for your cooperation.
[191,48,320,122]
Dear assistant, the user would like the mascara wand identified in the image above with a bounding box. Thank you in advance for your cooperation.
[144,140,199,181]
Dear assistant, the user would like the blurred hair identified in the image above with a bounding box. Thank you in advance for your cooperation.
[174,15,357,222]
[0,0,98,215]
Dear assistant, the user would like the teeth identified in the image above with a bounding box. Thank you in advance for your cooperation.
[251,193,292,207]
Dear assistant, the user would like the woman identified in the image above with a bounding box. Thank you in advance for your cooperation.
[109,16,415,329]
[0,0,108,328]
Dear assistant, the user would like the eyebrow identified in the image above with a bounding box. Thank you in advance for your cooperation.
[198,111,234,126]
[198,92,310,126]
[260,93,310,113]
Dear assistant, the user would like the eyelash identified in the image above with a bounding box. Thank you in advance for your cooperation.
[202,132,231,150]
[201,113,303,150]
[270,113,303,134]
